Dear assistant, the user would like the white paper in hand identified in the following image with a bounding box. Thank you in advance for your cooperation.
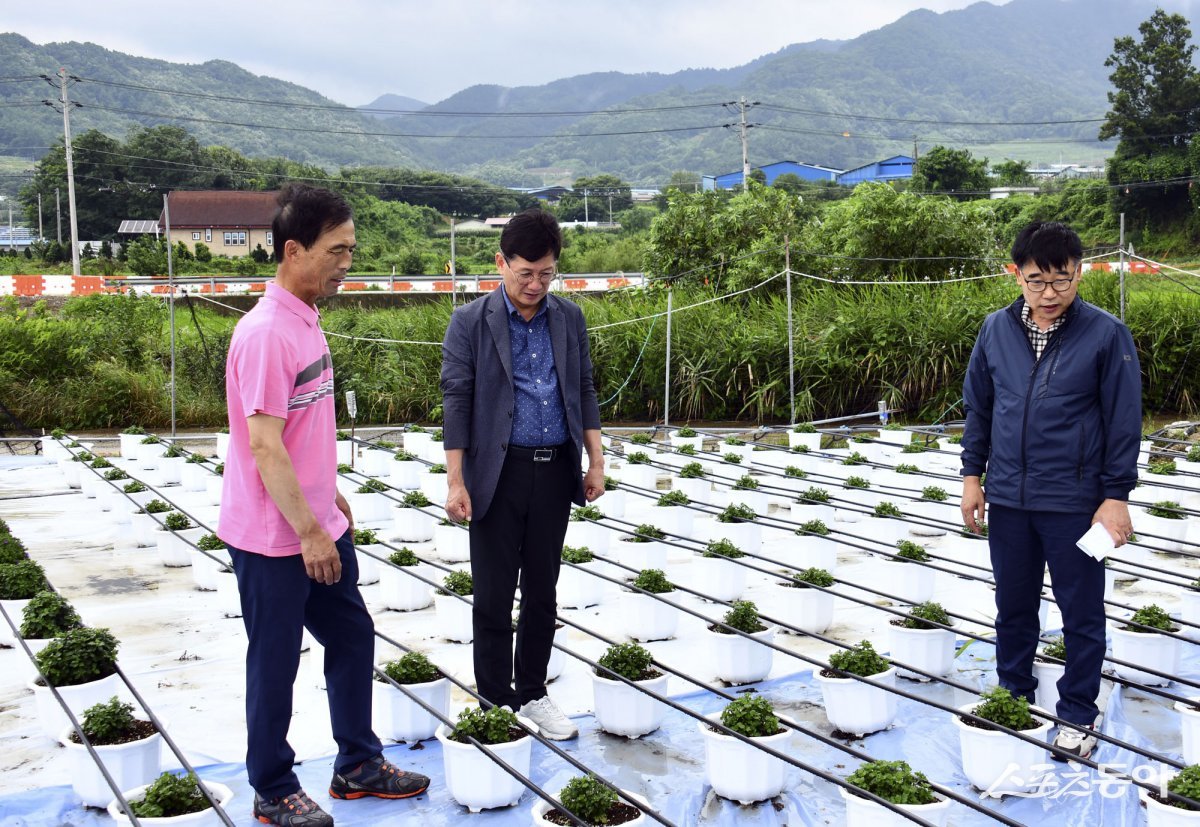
[1077,522,1116,562]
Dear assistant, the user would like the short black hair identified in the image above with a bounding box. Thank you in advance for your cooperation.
[272,184,352,263]
[1011,221,1083,273]
[499,208,562,263]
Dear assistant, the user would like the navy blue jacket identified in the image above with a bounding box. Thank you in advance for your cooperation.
[440,288,601,521]
[961,297,1141,513]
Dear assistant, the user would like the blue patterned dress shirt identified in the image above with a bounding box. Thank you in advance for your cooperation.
[503,290,568,447]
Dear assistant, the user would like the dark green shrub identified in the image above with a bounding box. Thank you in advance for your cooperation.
[717,504,756,523]
[138,435,158,445]
[162,513,192,531]
[0,534,27,564]
[400,491,431,508]
[845,476,870,488]
[626,451,651,465]
[920,486,948,501]
[899,601,951,630]
[428,464,446,474]
[570,505,603,521]
[676,426,698,437]
[122,426,146,435]
[90,457,112,469]
[186,453,207,464]
[846,759,937,806]
[722,452,743,464]
[0,559,48,599]
[80,696,147,745]
[895,540,930,562]
[143,499,172,514]
[717,600,766,634]
[1148,501,1186,519]
[800,487,830,504]
[631,569,673,594]
[796,519,830,536]
[161,444,185,459]
[629,524,666,542]
[128,771,210,818]
[843,452,867,466]
[1149,459,1177,475]
[356,478,389,494]
[337,463,354,474]
[558,775,620,825]
[35,626,119,686]
[449,706,522,745]
[353,528,378,545]
[792,567,834,588]
[792,423,816,433]
[123,481,147,494]
[969,686,1038,731]
[388,548,419,566]
[439,570,473,596]
[19,590,82,638]
[1125,603,1178,633]
[1163,764,1200,811]
[894,463,918,474]
[197,534,225,551]
[874,502,902,518]
[393,450,417,461]
[596,642,656,681]
[603,476,619,490]
[379,651,441,684]
[1040,636,1066,660]
[562,546,595,564]
[703,539,744,559]
[679,462,705,479]
[827,640,889,677]
[785,466,808,478]
[656,490,690,506]
[630,433,653,445]
[103,468,128,481]
[720,694,780,738]
[733,474,759,491]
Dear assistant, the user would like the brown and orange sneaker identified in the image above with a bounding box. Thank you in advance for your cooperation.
[329,754,430,800]
[253,790,333,826]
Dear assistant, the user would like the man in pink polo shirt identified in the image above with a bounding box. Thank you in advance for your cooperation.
[219,184,429,827]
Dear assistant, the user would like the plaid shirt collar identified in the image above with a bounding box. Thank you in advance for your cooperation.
[1020,300,1067,360]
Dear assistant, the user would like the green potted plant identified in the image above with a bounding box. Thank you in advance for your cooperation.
[599,474,627,518]
[670,425,703,451]
[706,600,775,684]
[789,422,821,451]
[953,686,1052,796]
[1142,763,1200,822]
[726,473,768,517]
[347,476,392,523]
[131,499,174,548]
[1142,499,1190,550]
[793,518,839,571]
[188,533,229,592]
[532,774,647,826]
[887,601,956,681]
[0,559,49,646]
[108,770,233,825]
[653,489,694,538]
[1032,635,1067,713]
[693,538,747,603]
[64,695,164,808]
[156,511,202,568]
[816,640,897,736]
[434,570,474,643]
[1111,603,1181,686]
[30,626,122,739]
[713,503,761,555]
[389,447,423,490]
[592,642,669,738]
[566,504,609,555]
[841,759,949,826]
[619,450,659,489]
[621,569,678,642]
[394,489,436,542]
[14,589,81,681]
[781,567,836,635]
[559,545,603,609]
[419,462,449,504]
[435,705,536,812]
[433,514,471,564]
[374,651,449,743]
[615,523,668,572]
[886,540,935,604]
[699,694,791,804]
[378,546,432,612]
[118,425,147,458]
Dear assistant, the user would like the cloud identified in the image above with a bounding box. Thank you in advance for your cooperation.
[8,0,989,105]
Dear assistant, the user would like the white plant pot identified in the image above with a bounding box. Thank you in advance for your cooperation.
[419,472,449,504]
[58,457,82,488]
[107,780,234,825]
[62,722,163,808]
[674,476,713,504]
[884,561,936,605]
[1182,590,1200,641]
[903,501,954,536]
[130,510,166,547]
[434,593,474,643]
[839,786,951,827]
[790,502,835,524]
[214,569,241,618]
[1110,625,1179,686]
[564,519,610,556]
[156,527,205,568]
[618,463,659,490]
[215,431,230,460]
[393,507,436,542]
[953,702,1053,796]
[597,489,626,518]
[335,439,355,466]
[777,584,835,634]
[1136,511,1190,552]
[614,539,668,573]
[436,717,537,813]
[358,448,394,477]
[860,517,908,547]
[30,672,124,739]
[189,546,229,591]
[1141,784,1200,826]
[1176,697,1200,765]
[592,671,670,738]
[422,443,446,465]
[709,625,775,685]
[877,430,913,447]
[158,456,184,485]
[543,625,568,682]
[720,489,769,516]
[788,432,822,451]
[1033,658,1065,715]
[80,470,106,500]
[557,562,604,609]
[403,431,432,458]
[816,667,898,736]
[389,459,424,491]
[669,432,705,450]
[135,441,161,469]
[0,597,32,647]
[118,433,143,457]
[652,505,694,540]
[690,555,746,604]
[204,473,223,506]
[346,490,392,524]
[792,535,839,572]
[355,544,381,585]
[620,591,679,641]
[698,713,792,805]
[886,621,956,681]
[379,564,434,612]
[373,675,450,743]
[706,520,762,555]
[179,462,209,492]
[433,523,471,563]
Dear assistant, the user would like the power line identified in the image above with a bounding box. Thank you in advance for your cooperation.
[758,100,1108,127]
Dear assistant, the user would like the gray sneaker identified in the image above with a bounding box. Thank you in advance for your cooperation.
[519,695,578,740]
[1052,724,1097,761]
[253,790,333,827]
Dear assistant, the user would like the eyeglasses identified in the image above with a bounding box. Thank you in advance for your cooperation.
[503,257,556,284]
[1022,275,1076,293]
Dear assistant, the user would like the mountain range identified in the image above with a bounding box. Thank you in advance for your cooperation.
[0,0,1182,186]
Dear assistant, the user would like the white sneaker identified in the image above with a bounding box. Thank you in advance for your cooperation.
[519,695,578,740]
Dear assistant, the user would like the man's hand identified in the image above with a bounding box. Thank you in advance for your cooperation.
[1093,498,1133,547]
[446,481,472,523]
[961,476,986,534]
[335,490,354,535]
[301,528,341,585]
[583,465,605,502]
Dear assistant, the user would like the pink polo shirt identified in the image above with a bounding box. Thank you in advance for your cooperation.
[217,282,348,556]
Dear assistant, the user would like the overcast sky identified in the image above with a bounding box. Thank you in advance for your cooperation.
[7,0,992,106]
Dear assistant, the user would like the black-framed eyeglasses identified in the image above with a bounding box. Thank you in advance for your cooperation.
[1022,276,1076,293]
[502,256,556,284]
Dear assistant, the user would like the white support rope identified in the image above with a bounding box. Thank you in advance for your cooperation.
[589,270,787,331]
[1127,251,1200,279]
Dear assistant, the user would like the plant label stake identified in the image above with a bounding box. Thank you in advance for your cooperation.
[345,391,357,470]
[878,399,889,427]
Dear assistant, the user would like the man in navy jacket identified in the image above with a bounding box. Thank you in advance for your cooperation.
[440,209,604,739]
[961,221,1141,760]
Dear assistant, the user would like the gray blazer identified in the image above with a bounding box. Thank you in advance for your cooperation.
[440,287,601,521]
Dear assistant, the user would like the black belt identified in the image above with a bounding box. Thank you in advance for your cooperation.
[508,442,569,462]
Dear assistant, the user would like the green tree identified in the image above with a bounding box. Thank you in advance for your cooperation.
[992,160,1034,187]
[99,240,113,260]
[173,241,193,262]
[771,173,806,197]
[558,174,633,222]
[911,146,990,198]
[250,243,270,264]
[1100,10,1200,225]
[125,236,168,277]
[193,242,212,263]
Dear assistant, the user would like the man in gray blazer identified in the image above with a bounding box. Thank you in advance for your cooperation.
[440,209,604,739]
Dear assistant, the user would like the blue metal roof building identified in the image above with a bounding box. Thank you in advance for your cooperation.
[704,160,844,190]
[836,155,916,186]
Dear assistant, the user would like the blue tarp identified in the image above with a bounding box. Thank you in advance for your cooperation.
[1,638,1192,826]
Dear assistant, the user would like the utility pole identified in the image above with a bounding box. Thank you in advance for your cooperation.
[740,96,752,186]
[36,192,43,239]
[55,188,61,244]
[583,189,589,224]
[7,207,12,252]
[449,215,457,306]
[57,68,81,276]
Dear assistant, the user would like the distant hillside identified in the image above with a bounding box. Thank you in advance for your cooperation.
[358,93,428,117]
[0,0,1180,182]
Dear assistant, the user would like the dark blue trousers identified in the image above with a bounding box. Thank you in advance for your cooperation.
[229,530,382,800]
[988,504,1107,726]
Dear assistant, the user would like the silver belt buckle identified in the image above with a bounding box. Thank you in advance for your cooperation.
[533,448,554,462]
